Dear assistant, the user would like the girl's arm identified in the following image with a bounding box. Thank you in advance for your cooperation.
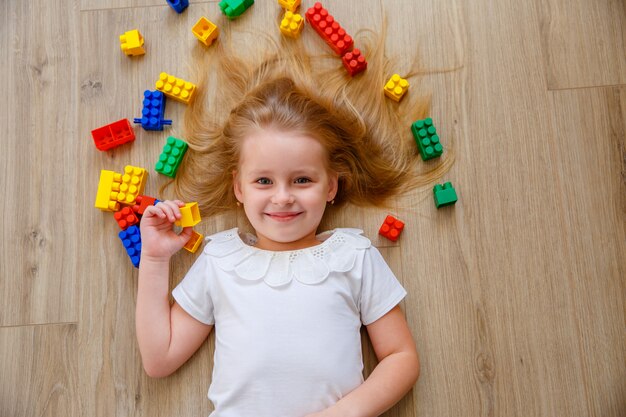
[135,200,214,378]
[310,305,420,417]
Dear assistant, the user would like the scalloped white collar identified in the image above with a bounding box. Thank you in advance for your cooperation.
[203,228,371,287]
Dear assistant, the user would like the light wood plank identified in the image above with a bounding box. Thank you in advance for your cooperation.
[537,0,626,89]
[81,0,217,12]
[0,0,80,326]
[0,324,78,417]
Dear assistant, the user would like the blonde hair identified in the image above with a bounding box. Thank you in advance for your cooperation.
[169,19,454,218]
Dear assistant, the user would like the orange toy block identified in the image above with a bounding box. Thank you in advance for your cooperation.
[183,230,204,253]
[155,72,196,104]
[114,206,139,230]
[279,11,304,38]
[379,215,405,242]
[192,17,219,46]
[119,29,145,56]
[384,74,409,102]
[175,202,201,227]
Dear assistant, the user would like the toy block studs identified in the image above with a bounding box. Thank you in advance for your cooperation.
[155,72,196,104]
[155,136,188,178]
[280,11,304,38]
[305,2,354,56]
[175,202,201,227]
[342,48,367,76]
[184,230,204,253]
[119,29,145,56]
[411,117,443,160]
[278,0,300,12]
[192,17,219,46]
[379,215,405,242]
[384,74,409,102]
[114,207,139,230]
[91,119,136,151]
[166,0,189,13]
[219,0,254,20]
[115,165,147,206]
[119,225,142,268]
[433,182,458,208]
[134,90,172,131]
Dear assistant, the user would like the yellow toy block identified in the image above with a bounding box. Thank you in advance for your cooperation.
[279,11,304,38]
[119,29,145,56]
[113,165,147,206]
[384,74,409,102]
[155,72,196,104]
[95,170,121,212]
[175,202,201,227]
[192,17,219,46]
[278,0,300,12]
[183,230,204,253]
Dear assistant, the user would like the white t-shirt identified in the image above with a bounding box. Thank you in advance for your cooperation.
[172,228,407,417]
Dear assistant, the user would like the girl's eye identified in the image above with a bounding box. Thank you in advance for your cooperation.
[294,177,312,184]
[256,178,272,185]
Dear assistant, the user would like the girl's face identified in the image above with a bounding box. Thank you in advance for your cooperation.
[233,128,338,251]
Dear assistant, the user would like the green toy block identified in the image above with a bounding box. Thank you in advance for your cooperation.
[155,136,188,178]
[411,117,443,161]
[433,182,458,208]
[219,0,254,19]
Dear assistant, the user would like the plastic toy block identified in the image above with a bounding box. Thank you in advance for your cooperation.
[379,215,405,242]
[192,16,219,46]
[166,0,188,13]
[133,90,172,131]
[384,74,409,102]
[279,11,304,38]
[155,136,188,178]
[91,119,135,151]
[119,29,145,56]
[155,72,196,104]
[113,165,147,206]
[95,170,122,212]
[433,182,458,208]
[119,225,141,268]
[305,2,354,56]
[175,202,201,227]
[183,230,204,253]
[219,0,254,19]
[278,0,300,12]
[132,195,157,216]
[114,206,139,230]
[342,48,367,76]
[411,117,443,160]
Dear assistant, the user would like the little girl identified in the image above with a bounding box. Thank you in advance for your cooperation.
[137,26,449,417]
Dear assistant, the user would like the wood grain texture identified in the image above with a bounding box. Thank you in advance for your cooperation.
[537,0,626,89]
[0,0,625,416]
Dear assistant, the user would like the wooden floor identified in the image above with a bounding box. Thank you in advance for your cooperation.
[1,0,624,416]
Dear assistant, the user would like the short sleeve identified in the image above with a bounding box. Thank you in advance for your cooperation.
[172,251,215,325]
[359,246,407,325]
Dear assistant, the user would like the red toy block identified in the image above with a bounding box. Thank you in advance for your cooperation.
[342,48,367,76]
[91,119,136,151]
[132,195,157,216]
[379,215,405,242]
[305,2,353,56]
[114,206,139,230]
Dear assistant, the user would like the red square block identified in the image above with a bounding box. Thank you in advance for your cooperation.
[379,215,405,242]
[342,48,367,76]
[114,206,139,230]
[132,195,157,216]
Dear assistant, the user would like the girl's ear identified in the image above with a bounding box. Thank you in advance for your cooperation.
[327,171,339,202]
[233,170,243,202]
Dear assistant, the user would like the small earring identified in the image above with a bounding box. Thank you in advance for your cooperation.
[236,201,242,207]
[329,199,335,205]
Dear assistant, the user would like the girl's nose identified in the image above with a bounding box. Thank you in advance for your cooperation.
[271,185,295,205]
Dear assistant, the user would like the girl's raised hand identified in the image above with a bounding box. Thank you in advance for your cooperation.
[139,200,194,262]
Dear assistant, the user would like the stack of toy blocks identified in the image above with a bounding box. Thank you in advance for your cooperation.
[219,0,254,20]
[134,90,172,131]
[433,182,458,208]
[280,11,304,38]
[119,29,145,56]
[166,0,189,13]
[91,119,135,151]
[411,117,443,160]
[155,136,188,178]
[94,165,147,212]
[155,72,196,104]
[192,17,219,46]
[384,74,409,102]
[379,215,405,242]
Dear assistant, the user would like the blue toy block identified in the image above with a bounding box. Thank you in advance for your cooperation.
[219,0,254,19]
[134,90,172,131]
[119,225,142,268]
[166,0,189,13]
